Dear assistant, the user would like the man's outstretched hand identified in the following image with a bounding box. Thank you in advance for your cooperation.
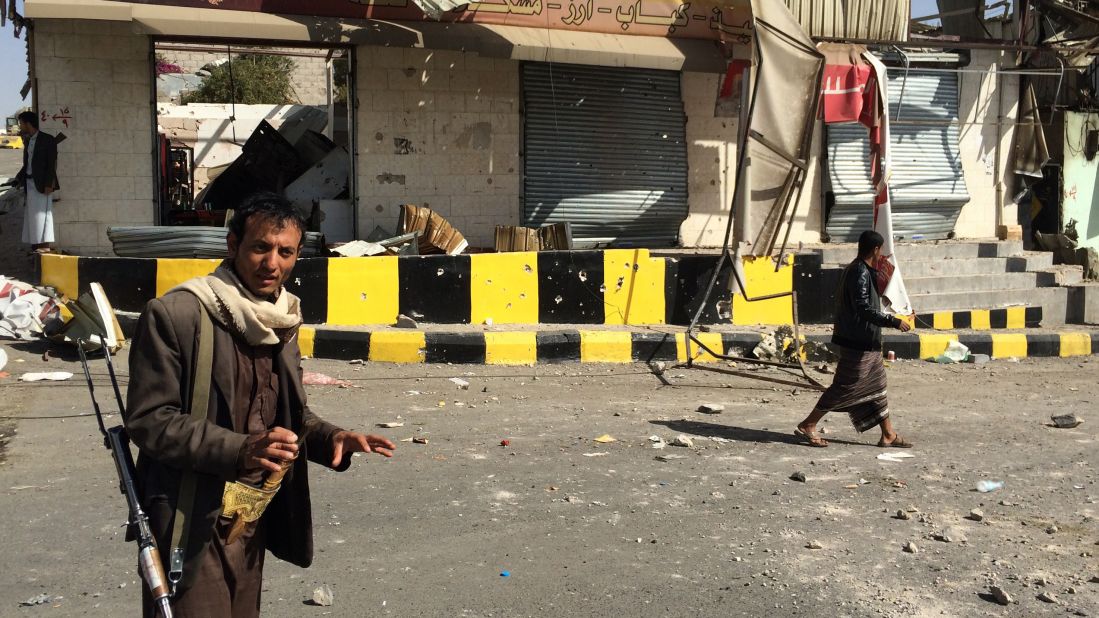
[331,431,396,467]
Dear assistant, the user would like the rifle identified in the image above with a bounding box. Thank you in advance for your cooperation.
[77,341,173,618]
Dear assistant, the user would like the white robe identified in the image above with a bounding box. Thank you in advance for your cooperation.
[22,182,55,245]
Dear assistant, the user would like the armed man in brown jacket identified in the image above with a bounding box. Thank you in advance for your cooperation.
[124,192,395,617]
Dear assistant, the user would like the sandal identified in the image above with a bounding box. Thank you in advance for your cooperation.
[794,427,828,448]
[878,434,914,448]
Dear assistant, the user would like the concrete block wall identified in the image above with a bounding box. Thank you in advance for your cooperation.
[32,18,154,256]
[160,46,330,106]
[355,47,521,247]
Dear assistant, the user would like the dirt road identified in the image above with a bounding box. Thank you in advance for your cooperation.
[0,341,1096,617]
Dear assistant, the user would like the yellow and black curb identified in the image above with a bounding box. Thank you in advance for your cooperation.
[41,252,819,327]
[913,307,1042,330]
[294,328,1098,365]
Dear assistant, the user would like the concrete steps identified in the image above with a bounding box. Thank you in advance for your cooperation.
[811,240,1083,327]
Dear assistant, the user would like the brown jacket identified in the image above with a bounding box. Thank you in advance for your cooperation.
[124,290,348,591]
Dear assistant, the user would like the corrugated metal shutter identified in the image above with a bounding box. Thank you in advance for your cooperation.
[783,0,911,41]
[522,63,688,247]
[825,67,970,242]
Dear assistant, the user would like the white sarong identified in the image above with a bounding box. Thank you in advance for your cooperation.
[22,181,55,245]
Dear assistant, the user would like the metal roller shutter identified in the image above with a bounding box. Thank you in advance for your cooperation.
[522,62,689,247]
[825,67,970,242]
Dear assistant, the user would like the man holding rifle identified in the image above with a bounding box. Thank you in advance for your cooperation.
[124,192,395,617]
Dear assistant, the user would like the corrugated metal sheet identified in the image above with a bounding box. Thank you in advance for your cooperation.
[521,63,688,248]
[825,68,970,242]
[107,226,325,258]
[783,0,911,41]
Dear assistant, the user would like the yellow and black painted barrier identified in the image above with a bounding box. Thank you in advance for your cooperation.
[912,307,1042,330]
[41,251,815,327]
[292,327,1097,364]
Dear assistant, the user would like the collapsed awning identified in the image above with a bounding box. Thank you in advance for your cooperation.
[25,0,748,72]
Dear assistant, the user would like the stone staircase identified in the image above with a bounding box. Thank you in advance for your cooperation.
[814,241,1085,327]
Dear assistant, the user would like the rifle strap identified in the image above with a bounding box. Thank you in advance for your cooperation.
[168,308,214,595]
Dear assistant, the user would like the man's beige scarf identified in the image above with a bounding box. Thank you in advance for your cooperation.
[172,263,302,346]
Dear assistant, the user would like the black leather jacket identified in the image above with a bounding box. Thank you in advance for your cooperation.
[832,259,901,351]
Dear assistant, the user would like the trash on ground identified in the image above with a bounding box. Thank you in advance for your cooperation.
[654,454,686,462]
[500,570,511,578]
[876,452,915,463]
[698,403,724,414]
[1051,414,1083,429]
[1,276,63,342]
[377,422,404,428]
[20,593,53,607]
[19,372,74,382]
[650,361,667,375]
[500,439,510,447]
[582,452,608,457]
[670,435,694,448]
[932,340,970,364]
[593,434,616,443]
[412,437,429,444]
[450,377,470,390]
[331,239,387,257]
[301,371,353,387]
[967,353,990,364]
[108,225,325,258]
[0,347,6,372]
[976,480,1005,493]
[649,435,667,449]
[312,584,334,607]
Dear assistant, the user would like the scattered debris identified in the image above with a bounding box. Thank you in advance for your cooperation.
[655,454,686,462]
[990,586,1013,605]
[815,363,834,375]
[20,593,53,607]
[1,277,63,342]
[1046,525,1059,534]
[976,480,1005,493]
[377,422,404,428]
[903,541,918,554]
[394,314,419,329]
[806,540,824,550]
[593,434,617,444]
[698,403,725,414]
[500,439,510,447]
[877,452,915,463]
[895,510,912,521]
[967,509,985,522]
[670,435,694,448]
[312,584,334,607]
[494,222,573,252]
[450,377,470,390]
[500,570,511,578]
[302,371,353,387]
[1051,414,1083,429]
[649,435,667,449]
[790,471,807,483]
[932,340,970,364]
[967,353,990,365]
[19,372,74,382]
[400,204,468,255]
[1037,591,1058,604]
[582,452,609,457]
[935,527,968,543]
[650,361,667,375]
[412,437,429,444]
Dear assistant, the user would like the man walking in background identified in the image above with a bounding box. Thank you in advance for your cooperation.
[13,111,59,254]
[795,230,914,449]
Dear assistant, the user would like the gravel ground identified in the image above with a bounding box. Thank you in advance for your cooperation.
[0,339,1096,617]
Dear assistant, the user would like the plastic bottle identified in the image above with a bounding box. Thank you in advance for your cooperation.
[976,480,1004,493]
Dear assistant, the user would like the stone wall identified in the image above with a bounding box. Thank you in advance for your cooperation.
[355,47,521,247]
[32,18,154,256]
